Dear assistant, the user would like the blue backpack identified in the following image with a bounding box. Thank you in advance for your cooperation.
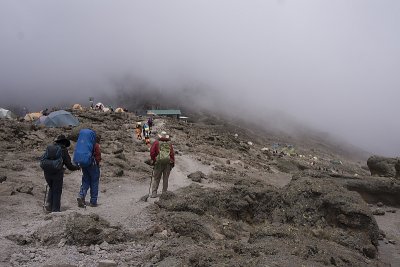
[73,129,96,167]
[40,144,63,173]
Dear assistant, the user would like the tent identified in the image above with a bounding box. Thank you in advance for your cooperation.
[0,108,16,119]
[36,115,48,125]
[72,104,83,110]
[24,112,42,121]
[95,102,104,110]
[37,110,79,127]
[115,107,125,113]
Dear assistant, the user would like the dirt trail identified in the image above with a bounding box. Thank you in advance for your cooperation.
[56,153,214,228]
[374,207,400,265]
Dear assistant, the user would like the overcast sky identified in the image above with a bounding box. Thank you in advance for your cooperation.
[0,0,399,156]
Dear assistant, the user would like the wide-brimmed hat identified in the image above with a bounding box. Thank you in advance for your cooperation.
[54,134,71,147]
[158,131,170,140]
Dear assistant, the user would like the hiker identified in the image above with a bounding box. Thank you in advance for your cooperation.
[147,117,153,134]
[75,130,101,208]
[42,108,49,116]
[135,122,142,140]
[149,131,175,197]
[143,123,151,146]
[40,135,80,212]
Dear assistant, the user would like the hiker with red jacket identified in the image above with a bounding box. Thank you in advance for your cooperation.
[149,131,174,197]
[40,135,80,212]
[75,131,102,208]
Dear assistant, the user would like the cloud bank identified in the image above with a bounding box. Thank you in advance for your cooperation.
[0,0,399,156]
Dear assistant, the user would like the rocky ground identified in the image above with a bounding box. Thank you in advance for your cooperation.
[0,109,399,266]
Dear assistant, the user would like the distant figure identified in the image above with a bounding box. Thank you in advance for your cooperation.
[75,131,102,208]
[135,122,142,140]
[149,131,175,197]
[42,108,49,116]
[147,117,153,134]
[40,135,80,212]
[143,123,151,146]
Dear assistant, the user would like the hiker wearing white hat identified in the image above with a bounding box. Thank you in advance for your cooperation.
[149,131,175,197]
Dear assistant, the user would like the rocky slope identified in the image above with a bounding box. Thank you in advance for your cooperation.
[0,109,399,266]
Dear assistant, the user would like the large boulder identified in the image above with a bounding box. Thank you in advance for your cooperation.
[395,159,400,178]
[367,156,397,177]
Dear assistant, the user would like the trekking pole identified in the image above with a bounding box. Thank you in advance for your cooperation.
[142,168,154,202]
[43,184,48,211]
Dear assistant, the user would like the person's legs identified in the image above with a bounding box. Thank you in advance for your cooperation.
[162,165,171,193]
[151,165,163,197]
[51,173,63,212]
[79,168,90,199]
[78,168,90,207]
[89,165,100,205]
[44,174,53,209]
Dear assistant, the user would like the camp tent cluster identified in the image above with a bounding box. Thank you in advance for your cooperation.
[35,110,79,128]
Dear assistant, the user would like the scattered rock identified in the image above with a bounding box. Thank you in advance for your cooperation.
[363,245,377,259]
[372,209,385,216]
[16,184,34,195]
[367,156,396,177]
[114,152,126,161]
[0,175,6,183]
[376,202,383,207]
[187,171,206,183]
[115,169,124,177]
[5,234,33,245]
[98,260,117,267]
[43,264,78,267]
[388,240,396,245]
[0,182,15,196]
[99,241,109,251]
[113,148,124,154]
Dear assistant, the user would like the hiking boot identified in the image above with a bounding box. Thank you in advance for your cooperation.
[77,197,86,208]
[44,203,51,212]
[89,203,97,207]
[150,193,158,198]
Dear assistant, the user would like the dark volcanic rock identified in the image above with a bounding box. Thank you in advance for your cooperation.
[187,171,206,182]
[367,155,396,177]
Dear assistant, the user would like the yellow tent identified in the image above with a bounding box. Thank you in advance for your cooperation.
[24,112,42,121]
[72,104,83,110]
[115,107,125,113]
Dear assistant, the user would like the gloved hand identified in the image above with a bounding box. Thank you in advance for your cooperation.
[150,159,156,166]
[170,162,175,169]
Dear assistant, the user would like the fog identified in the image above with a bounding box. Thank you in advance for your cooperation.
[0,1,399,156]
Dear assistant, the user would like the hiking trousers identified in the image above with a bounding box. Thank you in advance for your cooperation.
[151,162,172,196]
[79,164,100,205]
[44,171,64,212]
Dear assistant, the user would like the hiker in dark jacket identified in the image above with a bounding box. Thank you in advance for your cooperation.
[147,117,153,134]
[77,134,101,208]
[149,131,174,197]
[43,135,80,212]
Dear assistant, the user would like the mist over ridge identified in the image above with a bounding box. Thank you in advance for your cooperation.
[0,0,399,156]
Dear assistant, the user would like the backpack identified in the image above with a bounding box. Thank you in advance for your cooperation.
[157,142,171,164]
[40,144,63,173]
[73,129,96,167]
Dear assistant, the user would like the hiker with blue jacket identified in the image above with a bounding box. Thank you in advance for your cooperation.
[149,131,175,197]
[40,135,80,212]
[74,130,102,208]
